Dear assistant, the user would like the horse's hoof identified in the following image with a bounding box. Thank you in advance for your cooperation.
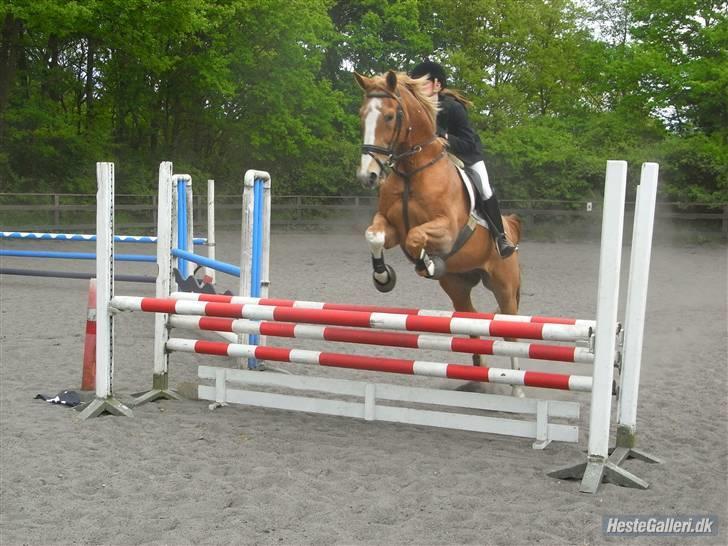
[415,252,446,279]
[373,265,396,292]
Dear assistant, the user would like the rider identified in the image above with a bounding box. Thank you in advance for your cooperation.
[410,60,517,258]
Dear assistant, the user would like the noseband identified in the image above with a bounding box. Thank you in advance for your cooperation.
[361,90,443,180]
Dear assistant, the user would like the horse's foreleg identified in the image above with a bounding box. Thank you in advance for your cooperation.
[405,218,453,279]
[366,214,399,292]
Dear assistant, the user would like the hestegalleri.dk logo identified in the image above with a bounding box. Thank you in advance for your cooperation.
[603,515,718,536]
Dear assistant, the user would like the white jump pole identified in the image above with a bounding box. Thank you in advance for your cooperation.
[258,175,272,353]
[241,176,253,300]
[170,177,180,289]
[185,177,194,276]
[585,159,627,476]
[95,162,114,402]
[260,176,272,299]
[613,163,661,464]
[205,179,216,285]
[78,162,132,419]
[132,161,181,406]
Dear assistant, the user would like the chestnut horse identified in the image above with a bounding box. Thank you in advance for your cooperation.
[355,70,523,393]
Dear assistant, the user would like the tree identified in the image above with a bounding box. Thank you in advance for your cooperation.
[626,0,727,202]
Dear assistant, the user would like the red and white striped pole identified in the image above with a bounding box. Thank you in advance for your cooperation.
[111,296,592,342]
[81,278,97,390]
[170,291,597,328]
[166,338,593,392]
[168,315,595,364]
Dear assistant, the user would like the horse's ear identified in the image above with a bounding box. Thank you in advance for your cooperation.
[354,71,371,91]
[385,70,397,92]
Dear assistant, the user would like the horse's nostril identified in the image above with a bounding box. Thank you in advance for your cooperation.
[369,172,378,184]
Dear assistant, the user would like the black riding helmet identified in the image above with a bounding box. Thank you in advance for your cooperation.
[410,60,448,87]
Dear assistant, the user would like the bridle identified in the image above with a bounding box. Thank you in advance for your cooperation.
[360,86,468,266]
[361,89,445,182]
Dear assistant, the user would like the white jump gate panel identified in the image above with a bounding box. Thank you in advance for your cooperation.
[198,366,580,448]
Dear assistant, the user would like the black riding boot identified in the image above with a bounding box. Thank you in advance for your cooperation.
[477,195,517,258]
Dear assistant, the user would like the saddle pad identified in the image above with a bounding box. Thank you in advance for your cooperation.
[454,165,489,229]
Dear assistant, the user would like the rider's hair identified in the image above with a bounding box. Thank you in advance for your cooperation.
[410,60,473,109]
[441,89,473,109]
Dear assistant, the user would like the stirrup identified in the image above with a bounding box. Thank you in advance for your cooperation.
[496,236,517,258]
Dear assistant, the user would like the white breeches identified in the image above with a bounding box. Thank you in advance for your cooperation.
[470,160,493,200]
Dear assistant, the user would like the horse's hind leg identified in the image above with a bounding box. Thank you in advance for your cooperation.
[439,272,483,366]
[484,266,524,397]
[366,213,399,292]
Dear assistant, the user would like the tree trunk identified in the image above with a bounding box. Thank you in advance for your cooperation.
[0,13,24,139]
[84,37,95,129]
[42,34,62,102]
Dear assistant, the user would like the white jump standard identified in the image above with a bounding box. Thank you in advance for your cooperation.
[549,162,663,491]
[77,162,133,419]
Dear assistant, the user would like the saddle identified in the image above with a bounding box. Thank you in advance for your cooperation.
[448,157,488,228]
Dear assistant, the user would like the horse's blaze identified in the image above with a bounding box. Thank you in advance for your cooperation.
[358,98,382,181]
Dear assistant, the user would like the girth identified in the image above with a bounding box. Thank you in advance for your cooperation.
[399,174,477,266]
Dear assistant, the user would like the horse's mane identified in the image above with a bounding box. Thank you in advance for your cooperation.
[369,72,439,126]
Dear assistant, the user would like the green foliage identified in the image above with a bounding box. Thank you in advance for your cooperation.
[485,117,613,201]
[0,0,725,205]
[657,132,728,202]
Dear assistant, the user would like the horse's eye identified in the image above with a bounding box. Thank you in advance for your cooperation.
[383,114,394,122]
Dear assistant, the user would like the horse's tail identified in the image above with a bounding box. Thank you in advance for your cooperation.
[505,214,522,245]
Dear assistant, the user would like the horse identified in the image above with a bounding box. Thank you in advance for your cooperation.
[354,69,524,395]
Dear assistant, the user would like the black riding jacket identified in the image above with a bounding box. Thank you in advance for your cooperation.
[436,93,485,166]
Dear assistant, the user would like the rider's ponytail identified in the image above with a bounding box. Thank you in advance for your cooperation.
[441,88,474,109]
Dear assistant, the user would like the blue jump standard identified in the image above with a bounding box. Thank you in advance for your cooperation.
[247,177,266,368]
[177,179,191,276]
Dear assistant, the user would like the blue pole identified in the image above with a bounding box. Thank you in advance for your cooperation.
[177,179,189,277]
[247,178,265,368]
[251,178,264,297]
[170,248,241,277]
[0,232,206,244]
[0,249,156,262]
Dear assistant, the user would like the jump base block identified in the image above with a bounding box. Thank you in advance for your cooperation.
[198,366,581,447]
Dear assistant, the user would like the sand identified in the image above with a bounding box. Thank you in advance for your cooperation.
[1,230,726,545]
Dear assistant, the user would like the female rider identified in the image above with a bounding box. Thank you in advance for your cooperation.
[410,60,517,258]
